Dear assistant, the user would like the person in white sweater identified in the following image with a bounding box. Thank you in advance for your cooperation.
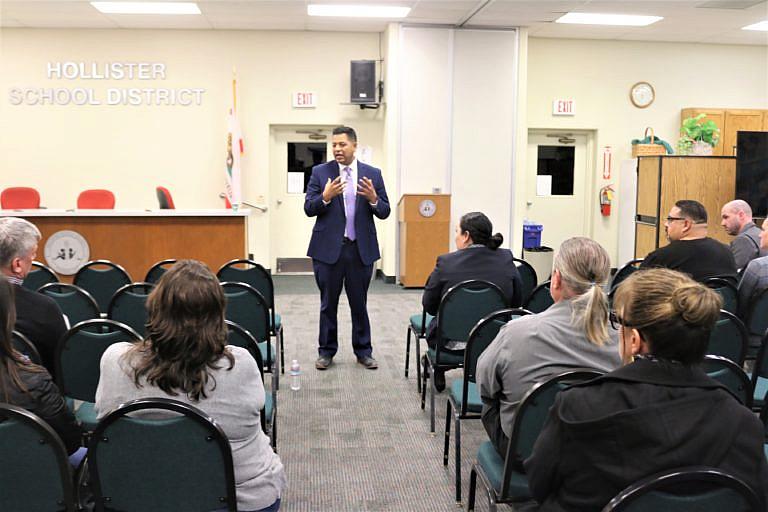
[95,259,285,512]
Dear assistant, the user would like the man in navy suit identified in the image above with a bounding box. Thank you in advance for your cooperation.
[304,126,390,370]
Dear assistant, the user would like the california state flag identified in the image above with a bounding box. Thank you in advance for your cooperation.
[225,91,243,209]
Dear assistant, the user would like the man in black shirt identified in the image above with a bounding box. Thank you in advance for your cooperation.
[641,199,737,283]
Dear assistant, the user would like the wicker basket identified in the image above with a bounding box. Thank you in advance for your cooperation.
[632,127,667,157]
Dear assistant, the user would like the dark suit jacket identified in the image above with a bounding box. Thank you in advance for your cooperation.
[525,358,768,511]
[13,284,67,379]
[422,246,523,343]
[304,160,390,266]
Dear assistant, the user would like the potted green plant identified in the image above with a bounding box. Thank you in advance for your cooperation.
[677,113,720,156]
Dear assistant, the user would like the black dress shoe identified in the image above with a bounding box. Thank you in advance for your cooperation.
[315,355,333,370]
[357,356,379,369]
[434,369,446,392]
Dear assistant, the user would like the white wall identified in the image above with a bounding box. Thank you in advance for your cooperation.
[0,28,386,267]
[526,37,768,264]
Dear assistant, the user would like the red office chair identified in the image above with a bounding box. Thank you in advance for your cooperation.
[77,189,115,209]
[1,187,41,209]
[156,186,175,209]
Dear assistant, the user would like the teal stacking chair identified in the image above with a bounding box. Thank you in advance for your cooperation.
[73,260,132,313]
[11,330,42,366]
[221,281,278,390]
[56,319,142,430]
[524,281,553,313]
[750,333,768,411]
[38,283,100,328]
[602,466,762,512]
[702,355,752,408]
[609,258,644,296]
[226,320,276,449]
[89,398,237,512]
[744,288,768,359]
[0,404,77,512]
[405,294,434,393]
[444,308,531,504]
[707,310,748,366]
[107,282,154,336]
[467,369,603,512]
[512,258,537,304]
[218,259,285,373]
[422,280,509,433]
[23,261,58,291]
[144,259,177,284]
[705,277,739,315]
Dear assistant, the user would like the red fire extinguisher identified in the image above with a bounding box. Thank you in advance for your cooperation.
[600,185,614,216]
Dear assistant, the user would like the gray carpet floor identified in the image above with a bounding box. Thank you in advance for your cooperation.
[273,276,499,511]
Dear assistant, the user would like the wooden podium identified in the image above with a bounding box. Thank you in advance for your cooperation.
[398,194,450,287]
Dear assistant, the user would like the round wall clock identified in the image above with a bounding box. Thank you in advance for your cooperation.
[418,199,436,218]
[630,81,655,108]
[44,230,90,275]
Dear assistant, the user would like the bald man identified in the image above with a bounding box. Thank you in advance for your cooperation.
[721,200,762,270]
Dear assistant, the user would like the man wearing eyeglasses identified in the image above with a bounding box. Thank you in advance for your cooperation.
[640,199,737,283]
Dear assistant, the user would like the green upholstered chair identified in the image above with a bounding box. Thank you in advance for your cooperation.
[38,283,101,328]
[88,398,237,512]
[56,319,142,431]
[707,310,748,366]
[609,258,644,297]
[0,403,77,512]
[23,260,58,291]
[107,282,154,337]
[218,259,285,374]
[467,369,603,512]
[11,329,43,366]
[750,333,768,411]
[702,355,752,408]
[745,288,768,359]
[144,259,177,284]
[226,320,276,449]
[73,260,132,313]
[405,307,434,393]
[602,466,762,512]
[422,280,509,433]
[705,277,739,315]
[512,258,537,305]
[444,308,531,504]
[524,281,553,314]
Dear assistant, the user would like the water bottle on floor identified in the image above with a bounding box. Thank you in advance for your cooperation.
[290,359,301,391]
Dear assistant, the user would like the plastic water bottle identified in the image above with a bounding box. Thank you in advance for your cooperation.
[290,359,301,391]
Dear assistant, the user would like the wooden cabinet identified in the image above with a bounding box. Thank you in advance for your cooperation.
[681,108,768,157]
[398,194,450,287]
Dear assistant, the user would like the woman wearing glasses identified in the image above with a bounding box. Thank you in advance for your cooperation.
[526,268,767,511]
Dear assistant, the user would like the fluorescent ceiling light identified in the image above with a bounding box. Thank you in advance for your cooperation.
[742,20,768,31]
[556,12,663,26]
[91,2,201,15]
[308,4,411,18]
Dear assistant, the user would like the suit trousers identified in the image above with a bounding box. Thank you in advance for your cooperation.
[312,240,374,359]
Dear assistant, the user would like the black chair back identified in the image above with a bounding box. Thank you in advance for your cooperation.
[73,260,132,313]
[602,466,762,511]
[23,261,58,291]
[746,288,768,351]
[751,333,768,405]
[226,320,265,374]
[0,404,76,512]
[524,281,553,313]
[107,282,154,336]
[609,259,644,295]
[221,282,271,367]
[38,282,100,327]
[704,277,738,314]
[144,259,177,284]
[11,330,42,365]
[218,259,277,330]
[702,355,753,408]
[89,398,237,512]
[512,258,537,304]
[707,310,748,366]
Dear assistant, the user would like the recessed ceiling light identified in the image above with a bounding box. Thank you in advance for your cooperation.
[742,20,768,31]
[556,12,663,26]
[307,4,411,18]
[91,2,201,15]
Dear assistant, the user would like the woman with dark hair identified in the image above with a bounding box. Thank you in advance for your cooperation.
[0,277,84,462]
[525,268,768,511]
[421,212,523,390]
[95,260,285,512]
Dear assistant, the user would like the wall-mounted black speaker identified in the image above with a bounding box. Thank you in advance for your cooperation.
[350,60,376,104]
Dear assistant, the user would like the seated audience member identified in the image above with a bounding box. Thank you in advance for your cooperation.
[0,277,84,465]
[95,260,285,512]
[641,199,737,282]
[737,218,768,329]
[421,212,523,391]
[476,237,621,457]
[0,217,67,378]
[721,199,762,270]
[526,268,768,511]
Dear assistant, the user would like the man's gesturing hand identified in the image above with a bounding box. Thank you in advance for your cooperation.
[357,177,377,204]
[322,176,345,202]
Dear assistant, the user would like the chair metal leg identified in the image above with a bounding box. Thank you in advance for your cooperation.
[430,365,436,433]
[421,357,428,410]
[443,399,452,466]
[486,489,497,512]
[467,467,477,511]
[278,327,285,375]
[415,335,422,394]
[405,326,412,378]
[455,413,462,503]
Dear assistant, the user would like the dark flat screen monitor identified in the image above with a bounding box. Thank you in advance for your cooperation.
[735,131,768,217]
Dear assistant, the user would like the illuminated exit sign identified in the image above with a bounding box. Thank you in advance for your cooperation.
[292,92,317,108]
[553,99,575,116]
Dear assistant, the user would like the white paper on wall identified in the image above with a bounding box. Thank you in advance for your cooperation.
[358,146,373,164]
[536,175,552,196]
[287,172,304,194]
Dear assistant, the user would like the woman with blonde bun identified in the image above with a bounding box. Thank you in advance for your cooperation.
[526,268,768,511]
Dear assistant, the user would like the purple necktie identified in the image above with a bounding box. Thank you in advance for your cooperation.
[343,167,356,240]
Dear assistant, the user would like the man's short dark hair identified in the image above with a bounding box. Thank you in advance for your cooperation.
[675,199,707,224]
[332,126,357,143]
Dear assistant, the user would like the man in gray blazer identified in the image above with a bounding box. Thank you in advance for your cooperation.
[721,199,762,270]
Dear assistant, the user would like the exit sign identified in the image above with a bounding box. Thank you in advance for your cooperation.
[292,92,317,108]
[553,99,575,116]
